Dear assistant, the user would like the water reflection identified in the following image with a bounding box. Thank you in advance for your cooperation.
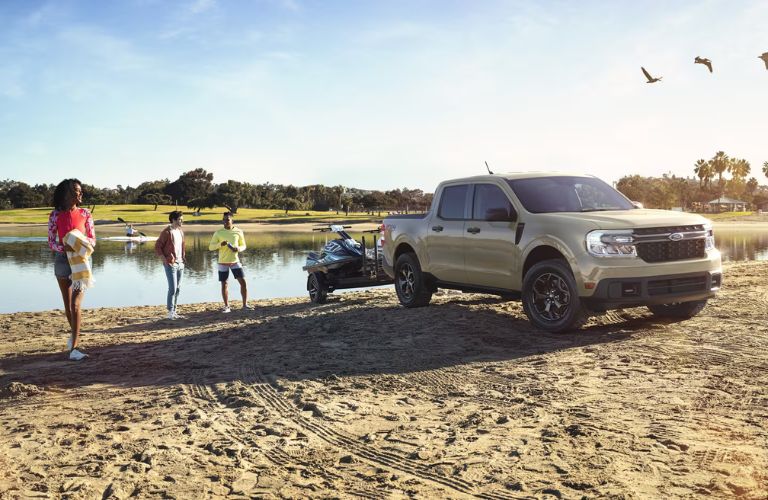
[714,229,768,262]
[0,232,362,313]
[0,228,764,313]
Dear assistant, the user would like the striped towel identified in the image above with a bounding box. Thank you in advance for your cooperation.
[63,229,95,290]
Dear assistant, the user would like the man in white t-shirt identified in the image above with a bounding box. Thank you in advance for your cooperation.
[154,211,186,319]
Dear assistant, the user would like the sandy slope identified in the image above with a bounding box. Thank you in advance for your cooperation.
[1,262,766,499]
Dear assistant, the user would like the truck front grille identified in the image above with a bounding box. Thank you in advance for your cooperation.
[637,239,706,262]
[633,225,707,263]
[647,275,708,296]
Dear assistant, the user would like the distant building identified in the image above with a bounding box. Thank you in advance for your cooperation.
[706,196,747,213]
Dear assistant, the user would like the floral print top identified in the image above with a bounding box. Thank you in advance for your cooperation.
[48,208,96,253]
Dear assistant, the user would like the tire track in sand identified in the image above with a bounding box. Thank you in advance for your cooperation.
[234,361,520,500]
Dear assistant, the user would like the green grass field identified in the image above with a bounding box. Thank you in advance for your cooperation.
[0,205,758,225]
[0,204,382,224]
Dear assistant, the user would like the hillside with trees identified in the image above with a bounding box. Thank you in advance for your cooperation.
[617,153,768,211]
[0,168,432,216]
[2,153,766,214]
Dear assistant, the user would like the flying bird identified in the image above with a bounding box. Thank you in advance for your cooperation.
[759,52,768,70]
[641,67,662,83]
[694,56,713,73]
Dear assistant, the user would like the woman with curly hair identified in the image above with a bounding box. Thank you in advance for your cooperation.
[48,179,95,361]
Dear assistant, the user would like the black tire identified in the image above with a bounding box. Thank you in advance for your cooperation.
[647,300,707,319]
[394,252,432,308]
[307,272,328,304]
[522,259,589,333]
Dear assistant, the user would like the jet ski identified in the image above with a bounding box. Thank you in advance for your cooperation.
[303,224,392,303]
[303,225,363,273]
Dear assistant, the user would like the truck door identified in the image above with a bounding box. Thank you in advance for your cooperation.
[463,183,522,290]
[424,183,470,284]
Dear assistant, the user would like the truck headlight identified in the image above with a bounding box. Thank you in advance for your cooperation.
[586,230,637,257]
[704,224,715,251]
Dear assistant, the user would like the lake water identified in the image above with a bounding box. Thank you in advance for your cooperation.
[0,226,765,313]
[0,230,389,314]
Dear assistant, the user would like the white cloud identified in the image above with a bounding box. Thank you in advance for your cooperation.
[0,68,25,98]
[58,26,153,72]
[22,2,61,28]
[188,0,217,15]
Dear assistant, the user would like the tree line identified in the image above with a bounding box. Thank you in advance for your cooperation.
[3,153,767,214]
[617,152,768,210]
[0,168,433,215]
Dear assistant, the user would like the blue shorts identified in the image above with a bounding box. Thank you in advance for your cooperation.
[53,252,71,279]
[218,263,245,282]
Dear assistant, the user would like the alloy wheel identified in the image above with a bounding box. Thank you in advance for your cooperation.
[531,272,571,321]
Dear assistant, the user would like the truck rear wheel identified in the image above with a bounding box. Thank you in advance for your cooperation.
[307,272,328,304]
[394,252,432,308]
[647,300,707,318]
[522,259,589,333]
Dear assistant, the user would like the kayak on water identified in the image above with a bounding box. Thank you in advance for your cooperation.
[100,235,159,242]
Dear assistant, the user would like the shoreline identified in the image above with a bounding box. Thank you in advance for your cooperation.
[2,219,768,233]
[0,220,384,234]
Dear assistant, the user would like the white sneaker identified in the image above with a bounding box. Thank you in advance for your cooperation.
[172,311,184,320]
[222,306,231,314]
[69,348,88,361]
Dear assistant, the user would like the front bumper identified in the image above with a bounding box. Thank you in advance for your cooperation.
[582,270,721,311]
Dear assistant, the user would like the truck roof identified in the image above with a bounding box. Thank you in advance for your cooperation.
[438,171,597,185]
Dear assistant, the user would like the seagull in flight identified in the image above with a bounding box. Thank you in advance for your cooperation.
[641,67,662,83]
[694,56,713,73]
[759,52,768,70]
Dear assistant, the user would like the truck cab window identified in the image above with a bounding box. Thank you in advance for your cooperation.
[438,185,469,219]
[473,184,517,221]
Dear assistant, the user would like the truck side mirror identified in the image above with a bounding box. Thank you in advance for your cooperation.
[631,201,644,209]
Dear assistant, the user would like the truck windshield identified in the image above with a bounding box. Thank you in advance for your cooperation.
[506,176,634,213]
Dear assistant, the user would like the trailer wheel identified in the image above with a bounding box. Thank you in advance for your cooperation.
[394,252,432,308]
[307,272,328,304]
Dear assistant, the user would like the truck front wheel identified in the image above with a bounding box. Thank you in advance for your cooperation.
[647,300,707,318]
[522,259,589,333]
[394,253,432,308]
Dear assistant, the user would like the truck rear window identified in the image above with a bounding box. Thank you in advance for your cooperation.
[438,185,469,219]
[507,176,633,213]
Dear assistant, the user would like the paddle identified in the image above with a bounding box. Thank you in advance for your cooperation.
[117,217,147,237]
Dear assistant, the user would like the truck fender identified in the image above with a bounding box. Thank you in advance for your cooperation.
[521,236,583,286]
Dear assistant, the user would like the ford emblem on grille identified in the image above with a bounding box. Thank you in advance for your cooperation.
[669,232,684,241]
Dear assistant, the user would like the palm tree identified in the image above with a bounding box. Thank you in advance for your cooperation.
[693,159,711,188]
[763,161,768,182]
[730,158,751,181]
[710,151,730,193]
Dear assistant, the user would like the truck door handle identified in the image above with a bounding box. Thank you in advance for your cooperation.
[467,227,481,234]
[431,225,444,232]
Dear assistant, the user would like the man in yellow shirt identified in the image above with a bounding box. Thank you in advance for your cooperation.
[208,212,249,312]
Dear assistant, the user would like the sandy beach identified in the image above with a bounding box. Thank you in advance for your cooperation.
[1,260,767,498]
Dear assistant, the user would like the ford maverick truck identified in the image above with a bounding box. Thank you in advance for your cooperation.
[381,173,722,332]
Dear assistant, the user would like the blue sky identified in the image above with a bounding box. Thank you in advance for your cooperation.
[1,0,767,191]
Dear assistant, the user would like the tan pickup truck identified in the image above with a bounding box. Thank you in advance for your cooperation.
[381,172,722,332]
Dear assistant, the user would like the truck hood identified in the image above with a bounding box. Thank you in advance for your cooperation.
[539,209,711,230]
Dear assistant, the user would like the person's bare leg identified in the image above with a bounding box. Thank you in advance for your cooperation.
[69,288,84,349]
[237,277,248,308]
[221,281,229,308]
[57,278,73,343]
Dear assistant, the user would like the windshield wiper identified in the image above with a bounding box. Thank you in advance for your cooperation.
[581,207,623,212]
